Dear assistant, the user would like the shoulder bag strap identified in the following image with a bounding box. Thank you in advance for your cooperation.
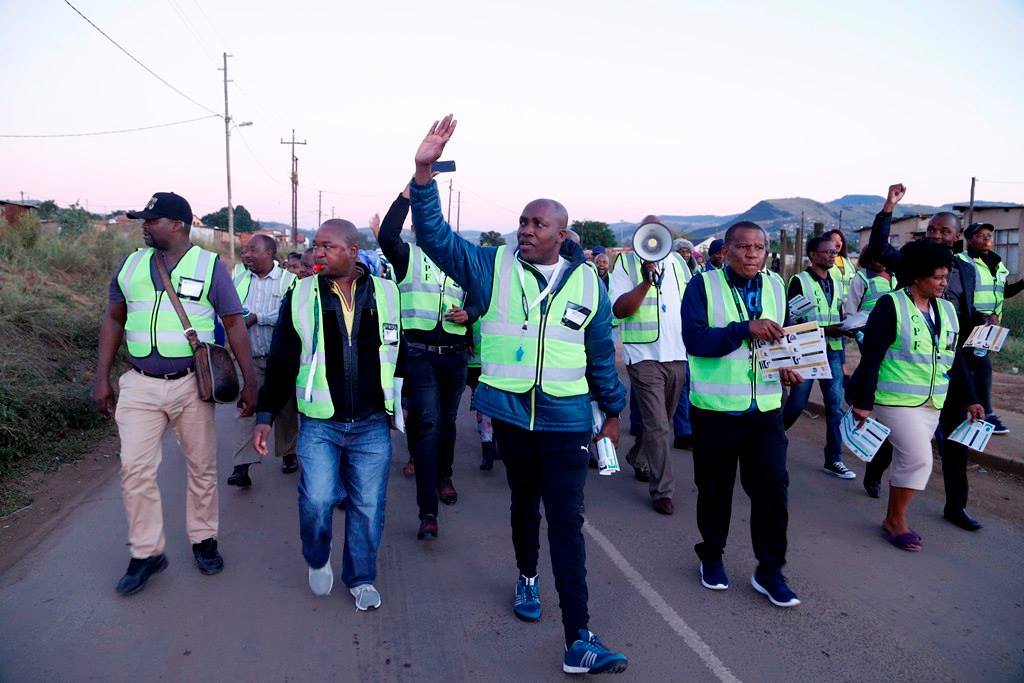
[154,252,201,351]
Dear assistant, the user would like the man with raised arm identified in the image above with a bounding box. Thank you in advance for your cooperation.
[407,114,629,676]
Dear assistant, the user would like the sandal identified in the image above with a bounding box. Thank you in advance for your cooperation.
[882,527,922,552]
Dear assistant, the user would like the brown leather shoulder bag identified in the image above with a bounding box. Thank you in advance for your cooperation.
[154,253,240,404]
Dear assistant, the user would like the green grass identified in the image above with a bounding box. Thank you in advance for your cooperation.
[994,293,1024,374]
[0,215,139,516]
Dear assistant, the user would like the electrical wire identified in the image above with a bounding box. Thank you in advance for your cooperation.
[62,0,219,115]
[234,126,286,185]
[0,114,220,138]
[165,0,218,64]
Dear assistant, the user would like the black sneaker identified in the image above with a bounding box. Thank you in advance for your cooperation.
[115,554,168,596]
[192,538,224,575]
[438,478,458,505]
[281,454,298,474]
[823,461,856,480]
[480,442,495,471]
[751,569,800,608]
[699,559,729,590]
[417,515,438,540]
[988,415,1010,435]
[227,464,252,488]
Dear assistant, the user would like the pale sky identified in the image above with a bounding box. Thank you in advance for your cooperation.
[2,0,1023,231]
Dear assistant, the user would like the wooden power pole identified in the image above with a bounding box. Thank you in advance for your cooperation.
[280,129,307,246]
[219,52,235,259]
[456,191,461,233]
[317,190,323,228]
[967,176,977,226]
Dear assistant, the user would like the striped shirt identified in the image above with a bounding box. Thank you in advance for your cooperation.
[244,263,286,357]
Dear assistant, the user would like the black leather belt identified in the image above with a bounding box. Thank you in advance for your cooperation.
[134,366,194,380]
[406,341,468,355]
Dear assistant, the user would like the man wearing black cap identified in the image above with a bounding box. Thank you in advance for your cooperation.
[93,192,258,595]
[705,239,725,271]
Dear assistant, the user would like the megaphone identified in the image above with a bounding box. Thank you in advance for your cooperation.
[631,222,674,284]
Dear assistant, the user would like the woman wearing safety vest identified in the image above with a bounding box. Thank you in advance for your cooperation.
[848,240,983,552]
[374,185,475,541]
[253,219,401,612]
[409,114,630,676]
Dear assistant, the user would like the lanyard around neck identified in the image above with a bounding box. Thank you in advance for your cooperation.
[516,254,564,320]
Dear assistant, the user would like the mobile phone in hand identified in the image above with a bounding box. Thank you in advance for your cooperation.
[431,160,456,174]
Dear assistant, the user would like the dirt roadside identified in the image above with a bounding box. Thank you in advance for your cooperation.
[0,432,120,575]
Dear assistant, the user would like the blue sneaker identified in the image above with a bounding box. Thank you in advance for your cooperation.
[699,560,729,590]
[563,629,628,674]
[513,574,541,622]
[751,569,800,608]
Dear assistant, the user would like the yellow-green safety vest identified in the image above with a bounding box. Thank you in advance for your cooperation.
[957,253,1009,315]
[615,251,691,344]
[398,245,467,334]
[233,264,296,304]
[117,245,217,358]
[689,268,786,413]
[855,270,895,313]
[290,275,400,418]
[791,270,843,351]
[480,246,599,399]
[875,289,958,409]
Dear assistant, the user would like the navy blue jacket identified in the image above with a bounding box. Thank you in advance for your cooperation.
[409,179,625,432]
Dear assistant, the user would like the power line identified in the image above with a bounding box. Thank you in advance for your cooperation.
[0,114,220,138]
[165,0,217,64]
[62,0,219,115]
[977,179,1024,185]
[235,125,285,185]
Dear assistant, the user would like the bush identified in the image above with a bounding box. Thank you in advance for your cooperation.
[0,215,139,514]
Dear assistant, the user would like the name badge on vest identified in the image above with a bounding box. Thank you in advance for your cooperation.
[176,276,204,300]
[382,322,399,345]
[561,302,591,331]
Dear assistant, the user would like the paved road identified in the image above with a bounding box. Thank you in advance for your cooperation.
[2,391,1023,682]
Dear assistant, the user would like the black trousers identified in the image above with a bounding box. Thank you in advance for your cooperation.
[865,395,971,510]
[493,420,590,646]
[405,346,467,518]
[692,406,790,571]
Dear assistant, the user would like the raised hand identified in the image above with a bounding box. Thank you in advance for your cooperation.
[369,213,381,239]
[414,114,457,184]
[883,183,906,212]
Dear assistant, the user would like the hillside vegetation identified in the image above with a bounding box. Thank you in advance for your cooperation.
[0,216,138,516]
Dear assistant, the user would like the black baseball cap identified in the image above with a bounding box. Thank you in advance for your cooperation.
[964,222,995,239]
[127,192,193,223]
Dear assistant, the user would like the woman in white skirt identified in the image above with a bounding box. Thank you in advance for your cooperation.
[848,240,983,551]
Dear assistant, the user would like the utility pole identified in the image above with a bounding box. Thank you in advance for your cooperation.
[280,129,307,246]
[456,191,461,233]
[317,190,323,227]
[447,179,453,222]
[838,209,843,232]
[219,53,236,259]
[19,191,24,202]
[967,176,977,226]
[331,206,335,219]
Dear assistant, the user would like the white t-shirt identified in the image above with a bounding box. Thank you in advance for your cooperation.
[530,257,566,283]
[609,259,687,364]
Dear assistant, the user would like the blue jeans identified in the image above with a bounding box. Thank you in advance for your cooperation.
[297,414,391,588]
[672,362,692,438]
[782,349,844,465]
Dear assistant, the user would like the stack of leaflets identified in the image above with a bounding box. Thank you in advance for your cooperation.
[840,410,891,462]
[753,322,832,381]
[947,420,995,453]
[963,325,1010,353]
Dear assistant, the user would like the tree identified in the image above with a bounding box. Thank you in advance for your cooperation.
[57,203,92,235]
[36,200,58,220]
[479,230,506,246]
[200,205,258,232]
[571,219,616,249]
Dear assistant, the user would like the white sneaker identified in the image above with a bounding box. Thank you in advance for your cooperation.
[308,555,334,596]
[350,583,382,611]
[823,462,856,480]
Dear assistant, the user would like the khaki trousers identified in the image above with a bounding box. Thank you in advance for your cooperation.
[625,360,686,499]
[232,356,299,467]
[115,369,217,558]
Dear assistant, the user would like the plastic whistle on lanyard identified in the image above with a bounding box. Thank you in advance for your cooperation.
[591,402,620,475]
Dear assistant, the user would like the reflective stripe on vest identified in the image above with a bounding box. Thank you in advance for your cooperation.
[792,270,843,351]
[875,289,959,409]
[856,270,894,313]
[479,246,598,398]
[617,252,691,344]
[291,275,400,418]
[117,246,216,358]
[233,265,295,303]
[398,245,467,334]
[957,253,1009,315]
[830,258,855,302]
[689,268,786,413]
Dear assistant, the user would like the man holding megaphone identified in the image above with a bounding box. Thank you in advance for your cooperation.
[610,217,692,515]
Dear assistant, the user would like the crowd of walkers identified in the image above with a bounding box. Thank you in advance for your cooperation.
[92,116,1019,675]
